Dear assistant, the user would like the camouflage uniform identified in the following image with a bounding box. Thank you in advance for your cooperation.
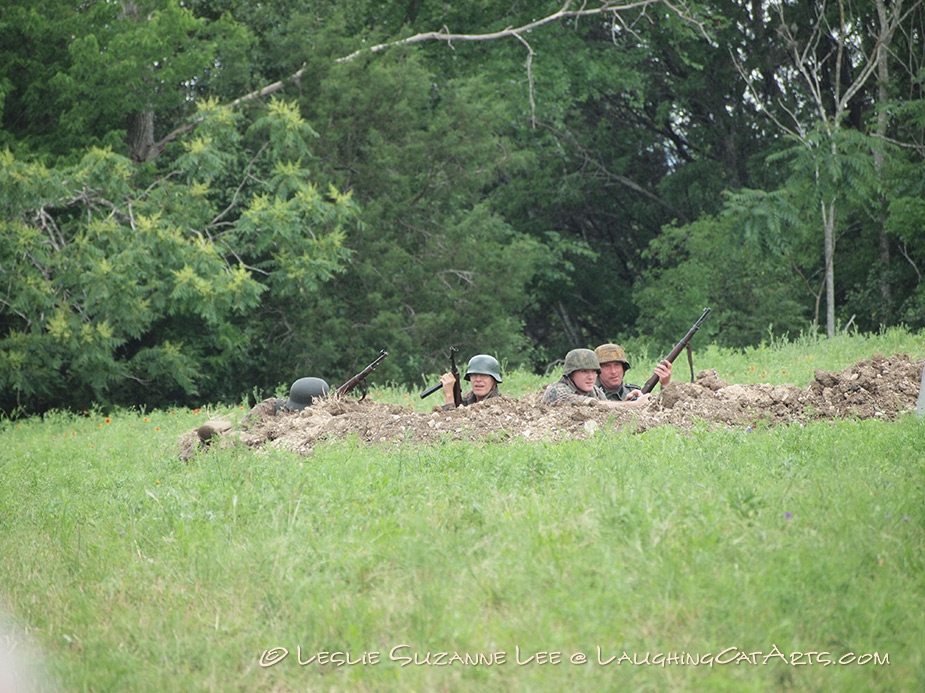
[541,375,608,405]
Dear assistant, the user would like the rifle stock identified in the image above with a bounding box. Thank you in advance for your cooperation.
[335,349,389,398]
[641,308,711,394]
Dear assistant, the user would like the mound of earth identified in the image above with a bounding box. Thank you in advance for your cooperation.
[179,354,923,458]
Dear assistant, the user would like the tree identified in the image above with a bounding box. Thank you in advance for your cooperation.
[735,0,924,337]
[0,100,357,415]
[634,212,806,347]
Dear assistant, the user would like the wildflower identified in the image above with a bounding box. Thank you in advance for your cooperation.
[749,365,755,372]
[105,417,111,424]
[155,426,161,431]
[781,370,786,375]
[785,512,792,519]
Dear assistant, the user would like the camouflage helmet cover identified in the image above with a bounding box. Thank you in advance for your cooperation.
[284,377,330,410]
[465,354,502,383]
[595,343,631,371]
[563,348,601,375]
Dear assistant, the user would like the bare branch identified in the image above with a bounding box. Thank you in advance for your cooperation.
[334,1,664,64]
[150,1,675,156]
[898,239,922,281]
[207,142,270,232]
[512,32,538,129]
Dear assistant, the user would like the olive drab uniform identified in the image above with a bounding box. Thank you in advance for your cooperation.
[600,382,642,402]
[442,385,501,409]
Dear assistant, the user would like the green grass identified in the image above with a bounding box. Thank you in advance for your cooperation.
[1,331,924,692]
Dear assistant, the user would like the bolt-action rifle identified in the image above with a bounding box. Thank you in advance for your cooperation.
[419,346,463,407]
[641,308,711,394]
[335,349,389,400]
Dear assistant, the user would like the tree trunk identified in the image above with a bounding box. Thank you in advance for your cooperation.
[823,198,836,338]
[873,0,893,319]
[126,110,156,163]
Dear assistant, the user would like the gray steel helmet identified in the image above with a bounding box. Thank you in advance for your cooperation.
[563,348,601,375]
[284,377,329,410]
[465,354,502,383]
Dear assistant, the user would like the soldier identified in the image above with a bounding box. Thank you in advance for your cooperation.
[242,376,330,424]
[594,343,671,402]
[182,377,329,459]
[439,354,502,409]
[541,348,651,407]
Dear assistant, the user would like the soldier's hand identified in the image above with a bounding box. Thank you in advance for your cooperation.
[622,393,652,408]
[655,359,672,386]
[440,372,456,405]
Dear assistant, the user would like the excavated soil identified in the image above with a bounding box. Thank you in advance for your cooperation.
[180,354,924,459]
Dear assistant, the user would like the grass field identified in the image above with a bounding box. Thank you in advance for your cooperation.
[1,329,923,692]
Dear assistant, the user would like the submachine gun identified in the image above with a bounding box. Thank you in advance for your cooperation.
[641,308,711,394]
[335,349,389,400]
[419,346,462,407]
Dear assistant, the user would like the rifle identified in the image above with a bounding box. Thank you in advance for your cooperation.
[419,346,463,407]
[640,308,711,394]
[335,349,389,400]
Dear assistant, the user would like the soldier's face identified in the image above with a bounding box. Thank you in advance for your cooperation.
[470,373,495,398]
[599,361,625,389]
[571,369,599,393]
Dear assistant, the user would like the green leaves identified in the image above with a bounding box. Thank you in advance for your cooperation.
[0,94,356,414]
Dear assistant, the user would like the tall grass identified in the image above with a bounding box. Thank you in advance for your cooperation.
[1,331,923,692]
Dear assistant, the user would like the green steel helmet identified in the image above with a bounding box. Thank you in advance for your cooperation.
[465,354,502,383]
[283,377,329,410]
[563,348,601,375]
[595,343,631,371]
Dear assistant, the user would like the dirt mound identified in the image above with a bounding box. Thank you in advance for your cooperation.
[180,354,923,458]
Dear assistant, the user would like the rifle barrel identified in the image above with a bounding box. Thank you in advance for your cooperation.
[335,349,388,397]
[641,308,710,394]
[420,382,442,399]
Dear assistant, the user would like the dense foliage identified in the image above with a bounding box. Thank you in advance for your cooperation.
[1,0,923,414]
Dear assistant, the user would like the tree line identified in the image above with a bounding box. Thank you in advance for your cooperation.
[1,0,923,415]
